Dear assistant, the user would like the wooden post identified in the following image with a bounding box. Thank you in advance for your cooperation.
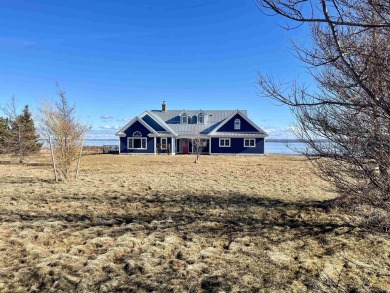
[49,137,58,182]
[75,139,84,180]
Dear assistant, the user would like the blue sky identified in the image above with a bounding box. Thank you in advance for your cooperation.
[0,0,310,139]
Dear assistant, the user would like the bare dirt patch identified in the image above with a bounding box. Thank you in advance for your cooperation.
[0,154,389,292]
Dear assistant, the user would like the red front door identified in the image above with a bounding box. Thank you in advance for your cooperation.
[182,140,189,154]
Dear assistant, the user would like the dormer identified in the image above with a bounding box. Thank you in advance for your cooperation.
[181,112,188,124]
[198,112,205,124]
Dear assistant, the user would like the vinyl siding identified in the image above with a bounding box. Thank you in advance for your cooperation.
[216,114,259,133]
[210,137,264,154]
[120,121,154,154]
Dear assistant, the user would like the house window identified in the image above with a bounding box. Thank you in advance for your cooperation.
[188,116,192,124]
[244,138,256,147]
[192,115,197,124]
[219,138,231,147]
[181,113,187,124]
[234,119,241,130]
[133,131,142,137]
[128,137,147,149]
[161,138,167,150]
[198,113,204,124]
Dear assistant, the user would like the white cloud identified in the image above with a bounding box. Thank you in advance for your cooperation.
[85,129,117,139]
[100,115,114,120]
[100,125,121,130]
[263,125,297,139]
[117,118,132,123]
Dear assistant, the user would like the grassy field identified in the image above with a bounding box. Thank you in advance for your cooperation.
[0,153,389,292]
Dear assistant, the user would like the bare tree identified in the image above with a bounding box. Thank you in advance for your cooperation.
[40,88,89,181]
[1,97,41,162]
[192,136,207,163]
[256,0,390,215]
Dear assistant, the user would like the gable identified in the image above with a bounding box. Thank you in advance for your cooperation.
[216,113,260,133]
[142,114,166,132]
[123,120,153,137]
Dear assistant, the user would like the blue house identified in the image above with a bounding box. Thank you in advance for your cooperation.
[115,102,268,155]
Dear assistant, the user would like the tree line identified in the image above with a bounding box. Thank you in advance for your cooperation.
[0,97,41,163]
[1,88,89,181]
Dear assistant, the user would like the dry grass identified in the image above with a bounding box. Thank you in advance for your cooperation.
[0,153,389,292]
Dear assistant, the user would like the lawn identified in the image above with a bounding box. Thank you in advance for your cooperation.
[0,154,389,292]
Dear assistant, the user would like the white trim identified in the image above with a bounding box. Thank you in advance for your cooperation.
[181,112,188,124]
[244,138,256,147]
[198,112,204,124]
[177,135,209,139]
[148,134,174,138]
[208,110,268,136]
[208,134,267,138]
[209,137,211,154]
[115,116,158,136]
[160,138,167,150]
[139,111,170,133]
[263,138,265,154]
[219,138,231,147]
[234,118,241,130]
[154,137,156,155]
[127,137,147,149]
[172,137,176,155]
[145,111,178,136]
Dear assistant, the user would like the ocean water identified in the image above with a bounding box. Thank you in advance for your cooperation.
[83,139,306,155]
[265,142,307,155]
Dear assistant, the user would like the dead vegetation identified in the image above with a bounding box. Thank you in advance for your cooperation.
[0,154,389,292]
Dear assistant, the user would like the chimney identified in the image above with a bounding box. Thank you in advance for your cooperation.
[162,101,166,112]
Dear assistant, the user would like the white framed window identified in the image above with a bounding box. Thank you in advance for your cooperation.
[198,113,204,124]
[192,115,197,124]
[244,138,256,147]
[219,138,231,147]
[188,116,192,124]
[128,137,147,149]
[234,119,241,130]
[181,113,187,124]
[161,138,167,150]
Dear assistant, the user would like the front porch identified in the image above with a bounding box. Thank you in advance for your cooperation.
[176,138,209,155]
[150,136,210,155]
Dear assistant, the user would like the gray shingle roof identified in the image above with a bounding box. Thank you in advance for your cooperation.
[209,132,262,137]
[149,110,247,135]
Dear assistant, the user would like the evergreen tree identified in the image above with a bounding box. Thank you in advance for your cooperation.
[0,117,10,154]
[9,105,42,163]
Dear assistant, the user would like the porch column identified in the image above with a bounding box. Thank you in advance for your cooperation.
[171,138,176,155]
[154,137,156,155]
